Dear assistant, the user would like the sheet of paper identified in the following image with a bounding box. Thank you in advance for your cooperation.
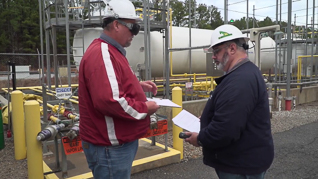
[147,98,181,108]
[172,109,200,133]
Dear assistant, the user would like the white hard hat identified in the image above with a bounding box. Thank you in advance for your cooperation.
[103,0,141,21]
[209,24,249,48]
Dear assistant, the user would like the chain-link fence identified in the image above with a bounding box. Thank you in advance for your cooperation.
[0,53,76,72]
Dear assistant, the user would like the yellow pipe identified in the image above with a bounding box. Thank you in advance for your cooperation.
[36,99,54,109]
[153,77,211,82]
[31,88,79,104]
[172,86,183,160]
[168,9,206,79]
[297,56,301,88]
[35,87,79,100]
[24,100,44,179]
[297,55,318,58]
[11,90,26,160]
[1,84,79,92]
[51,105,65,114]
[49,115,60,123]
[296,55,318,82]
[1,88,8,93]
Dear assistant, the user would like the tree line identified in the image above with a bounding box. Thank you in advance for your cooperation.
[1,0,311,56]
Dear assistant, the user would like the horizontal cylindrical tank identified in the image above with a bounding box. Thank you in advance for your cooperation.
[72,26,297,77]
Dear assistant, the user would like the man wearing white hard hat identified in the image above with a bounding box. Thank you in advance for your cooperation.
[184,24,274,179]
[78,0,160,178]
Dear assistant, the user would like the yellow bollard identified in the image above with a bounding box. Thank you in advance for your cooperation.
[172,86,184,159]
[24,100,43,179]
[11,90,26,160]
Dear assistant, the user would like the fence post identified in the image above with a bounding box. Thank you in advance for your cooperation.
[172,86,183,159]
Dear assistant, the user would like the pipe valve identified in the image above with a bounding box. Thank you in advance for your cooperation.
[37,124,65,141]
[66,123,80,141]
[150,113,158,129]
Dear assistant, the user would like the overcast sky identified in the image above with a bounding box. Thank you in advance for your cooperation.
[187,0,317,27]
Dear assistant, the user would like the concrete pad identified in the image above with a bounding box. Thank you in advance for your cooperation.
[43,138,180,179]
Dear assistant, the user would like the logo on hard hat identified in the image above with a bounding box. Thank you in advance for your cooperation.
[218,31,232,39]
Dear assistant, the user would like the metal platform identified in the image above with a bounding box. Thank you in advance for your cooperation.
[43,138,180,179]
[44,17,165,31]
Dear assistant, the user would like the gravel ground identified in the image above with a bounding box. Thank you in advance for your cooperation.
[1,101,318,179]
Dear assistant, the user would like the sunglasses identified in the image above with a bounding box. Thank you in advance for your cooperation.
[117,19,140,35]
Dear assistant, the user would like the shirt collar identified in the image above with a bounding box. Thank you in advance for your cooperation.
[100,33,126,56]
[215,58,250,85]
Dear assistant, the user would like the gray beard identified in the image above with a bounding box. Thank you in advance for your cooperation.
[217,52,229,71]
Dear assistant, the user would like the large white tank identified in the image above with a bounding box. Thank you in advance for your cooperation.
[73,26,278,77]
[278,35,318,74]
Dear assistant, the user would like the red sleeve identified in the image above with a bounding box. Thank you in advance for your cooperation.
[86,42,148,121]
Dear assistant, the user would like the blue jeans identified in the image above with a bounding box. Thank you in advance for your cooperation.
[82,140,138,179]
[216,170,266,179]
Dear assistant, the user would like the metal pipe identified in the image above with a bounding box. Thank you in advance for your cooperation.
[274,32,284,83]
[1,84,78,91]
[39,0,44,83]
[279,34,282,82]
[52,27,59,88]
[267,83,273,118]
[189,0,192,74]
[45,30,51,89]
[311,0,315,78]
[64,0,71,87]
[147,2,151,83]
[60,132,68,178]
[143,0,150,82]
[286,0,292,109]
[42,83,48,125]
[305,0,308,56]
[54,135,60,170]
[31,88,79,104]
[165,0,170,99]
[271,80,318,86]
[8,62,17,91]
[37,49,41,85]
[38,0,44,84]
[169,45,210,51]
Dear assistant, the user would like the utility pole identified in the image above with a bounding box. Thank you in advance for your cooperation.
[285,0,292,110]
[224,0,228,24]
[246,0,249,29]
[253,5,255,28]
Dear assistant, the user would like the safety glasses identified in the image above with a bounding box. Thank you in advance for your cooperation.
[212,45,228,56]
[117,19,140,35]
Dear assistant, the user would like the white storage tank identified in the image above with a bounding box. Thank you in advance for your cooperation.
[73,26,278,77]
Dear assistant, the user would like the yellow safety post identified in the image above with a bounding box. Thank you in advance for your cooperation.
[172,86,183,159]
[24,100,43,179]
[11,90,26,160]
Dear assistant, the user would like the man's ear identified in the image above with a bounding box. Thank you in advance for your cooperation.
[113,20,120,32]
[229,43,236,55]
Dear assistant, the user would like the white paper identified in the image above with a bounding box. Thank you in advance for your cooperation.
[172,109,200,133]
[147,98,181,108]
